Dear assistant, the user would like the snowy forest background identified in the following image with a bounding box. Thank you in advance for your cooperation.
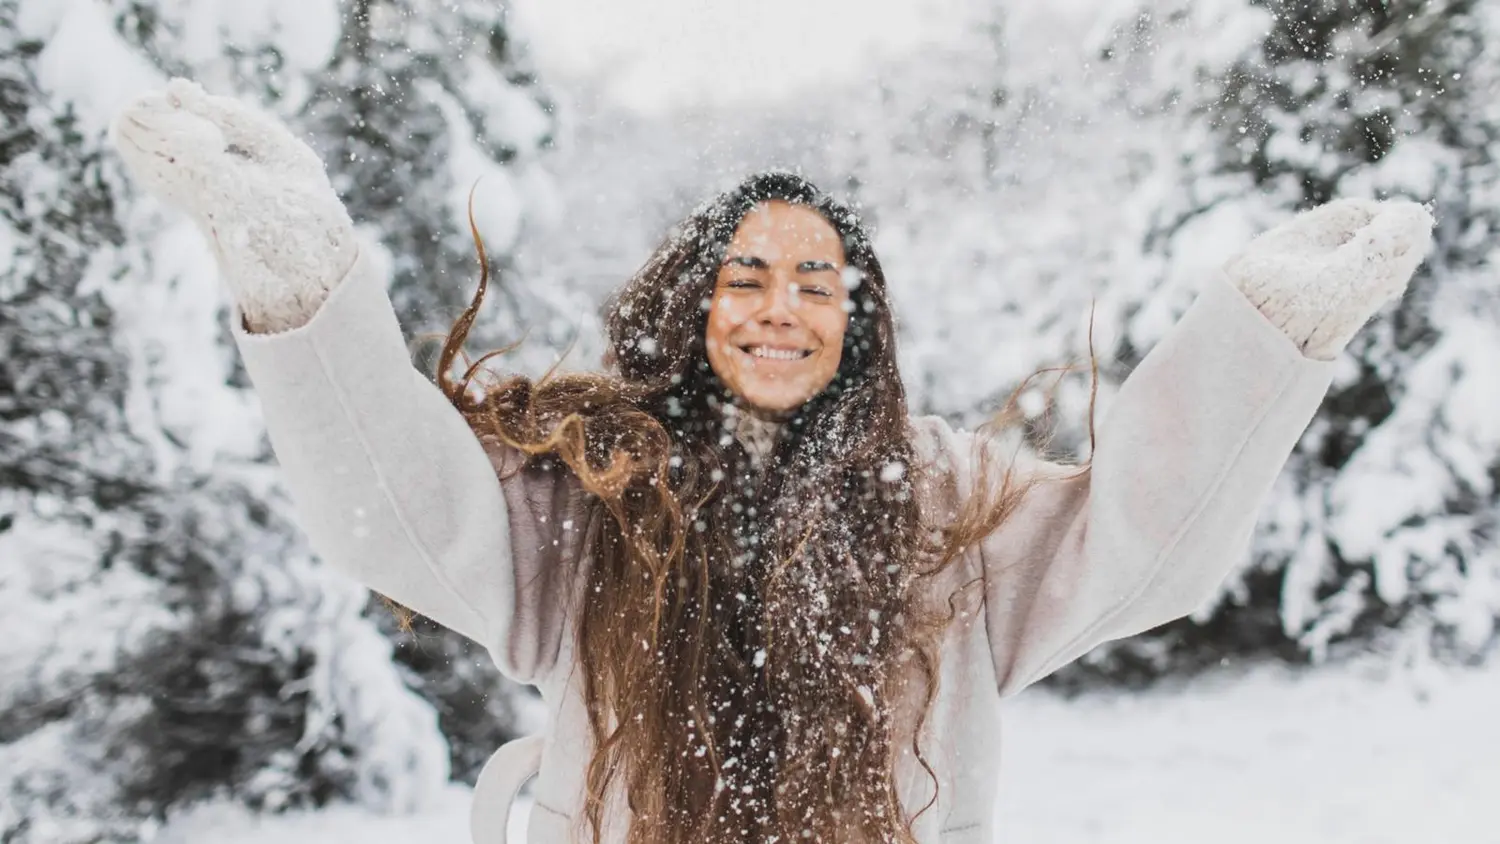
[3,0,1497,841]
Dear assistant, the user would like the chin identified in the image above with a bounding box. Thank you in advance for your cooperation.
[739,384,814,416]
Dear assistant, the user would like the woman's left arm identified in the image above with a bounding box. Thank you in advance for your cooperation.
[970,199,1434,697]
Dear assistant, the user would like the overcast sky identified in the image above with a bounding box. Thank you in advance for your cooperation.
[510,0,968,113]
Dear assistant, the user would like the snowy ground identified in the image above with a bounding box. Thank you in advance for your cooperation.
[157,660,1500,843]
[996,661,1499,844]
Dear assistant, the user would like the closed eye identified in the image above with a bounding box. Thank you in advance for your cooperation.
[727,279,763,290]
[798,285,834,298]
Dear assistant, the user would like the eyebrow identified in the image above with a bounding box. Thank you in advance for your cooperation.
[722,255,840,274]
[797,259,839,274]
[723,255,768,269]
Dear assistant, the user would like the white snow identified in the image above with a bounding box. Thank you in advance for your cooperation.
[21,0,164,137]
[997,661,1500,844]
[186,0,343,72]
[510,0,974,112]
[154,787,477,844]
[418,79,528,257]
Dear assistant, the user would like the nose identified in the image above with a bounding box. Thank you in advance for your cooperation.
[756,276,800,327]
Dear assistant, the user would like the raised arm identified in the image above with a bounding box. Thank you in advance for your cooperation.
[944,199,1434,697]
[110,79,581,683]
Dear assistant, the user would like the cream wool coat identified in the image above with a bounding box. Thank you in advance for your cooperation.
[232,251,1339,842]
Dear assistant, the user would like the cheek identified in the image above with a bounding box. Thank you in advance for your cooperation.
[712,292,756,329]
[704,299,741,384]
[705,298,736,351]
[816,311,851,364]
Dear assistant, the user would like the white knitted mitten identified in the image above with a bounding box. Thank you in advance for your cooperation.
[110,78,358,334]
[1223,198,1435,360]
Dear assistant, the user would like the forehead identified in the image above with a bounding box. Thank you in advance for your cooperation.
[726,201,845,261]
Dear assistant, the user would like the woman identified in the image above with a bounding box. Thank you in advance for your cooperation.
[112,79,1433,843]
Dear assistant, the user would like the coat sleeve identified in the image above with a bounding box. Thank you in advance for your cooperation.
[948,275,1336,697]
[231,248,584,685]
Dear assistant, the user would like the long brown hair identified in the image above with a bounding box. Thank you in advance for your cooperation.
[436,172,1093,842]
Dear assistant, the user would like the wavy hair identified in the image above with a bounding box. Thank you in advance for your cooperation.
[434,171,1094,843]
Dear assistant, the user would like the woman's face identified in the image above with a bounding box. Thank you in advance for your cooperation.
[705,201,852,416]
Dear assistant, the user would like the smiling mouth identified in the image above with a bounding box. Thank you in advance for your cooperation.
[740,345,813,361]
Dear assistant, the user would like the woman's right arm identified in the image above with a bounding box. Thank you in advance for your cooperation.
[232,248,579,683]
[111,79,579,684]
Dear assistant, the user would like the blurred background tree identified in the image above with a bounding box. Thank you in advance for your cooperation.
[1,0,562,839]
[1067,0,1500,684]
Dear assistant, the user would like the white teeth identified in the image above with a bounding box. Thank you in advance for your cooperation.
[748,346,806,361]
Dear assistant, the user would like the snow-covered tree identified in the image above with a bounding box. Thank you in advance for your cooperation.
[1,0,560,838]
[1079,0,1500,677]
